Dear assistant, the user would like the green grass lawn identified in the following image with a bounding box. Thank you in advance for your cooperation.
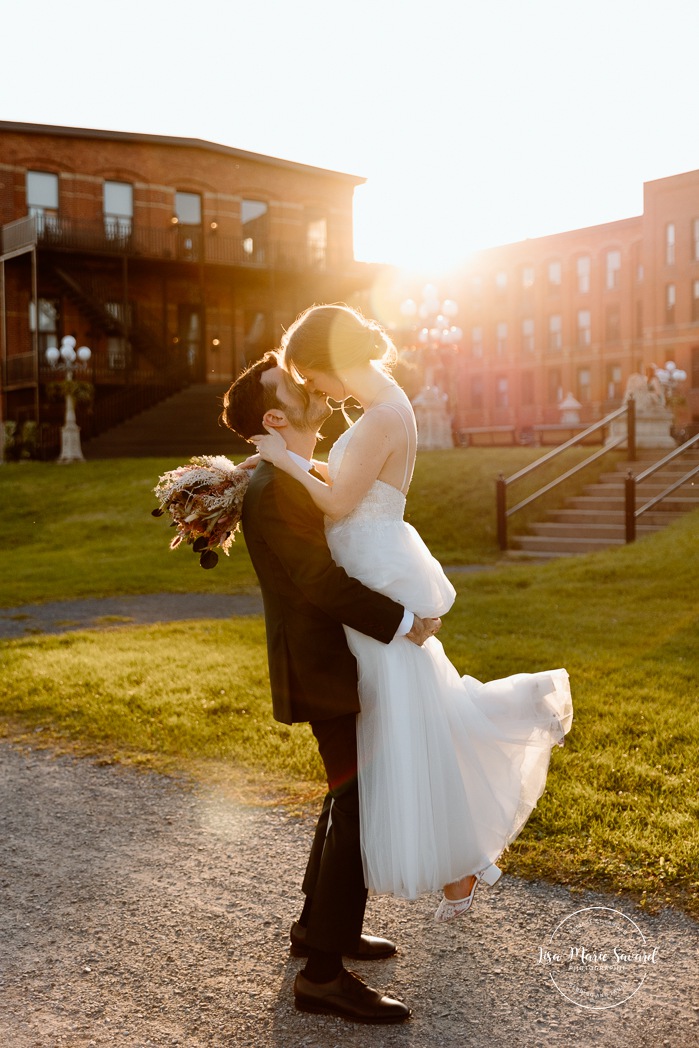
[0,447,617,605]
[1,451,697,917]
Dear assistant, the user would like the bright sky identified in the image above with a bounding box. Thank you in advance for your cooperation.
[2,0,697,271]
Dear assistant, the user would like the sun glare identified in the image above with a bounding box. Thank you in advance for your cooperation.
[353,181,482,272]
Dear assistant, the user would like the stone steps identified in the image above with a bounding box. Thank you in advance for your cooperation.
[549,508,690,526]
[84,383,249,458]
[512,448,698,557]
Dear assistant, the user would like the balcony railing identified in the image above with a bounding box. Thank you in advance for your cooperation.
[1,215,38,256]
[1,215,355,273]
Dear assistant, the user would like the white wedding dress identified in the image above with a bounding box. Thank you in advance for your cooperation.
[325,414,573,900]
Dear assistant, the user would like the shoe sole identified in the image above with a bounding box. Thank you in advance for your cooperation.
[290,944,396,960]
[294,997,411,1023]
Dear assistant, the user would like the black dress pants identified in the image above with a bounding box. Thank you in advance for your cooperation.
[301,713,368,955]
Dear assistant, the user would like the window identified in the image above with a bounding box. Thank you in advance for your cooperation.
[470,375,484,409]
[522,265,535,290]
[178,306,202,373]
[105,301,132,326]
[244,311,268,359]
[576,255,591,294]
[103,181,133,238]
[495,271,507,293]
[666,222,675,265]
[666,283,676,325]
[522,317,534,353]
[29,298,59,356]
[521,370,535,406]
[606,249,621,290]
[26,170,58,230]
[547,260,562,292]
[241,198,268,259]
[693,279,699,323]
[496,322,507,355]
[471,325,483,358]
[175,191,202,225]
[104,302,131,367]
[547,368,562,404]
[577,367,591,403]
[693,218,699,262]
[548,314,562,351]
[174,192,202,260]
[306,214,327,266]
[495,376,509,408]
[605,305,620,342]
[606,363,623,400]
[577,309,591,347]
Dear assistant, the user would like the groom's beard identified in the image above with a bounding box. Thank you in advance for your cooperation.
[286,395,333,436]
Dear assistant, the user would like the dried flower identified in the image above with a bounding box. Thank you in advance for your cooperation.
[152,455,252,568]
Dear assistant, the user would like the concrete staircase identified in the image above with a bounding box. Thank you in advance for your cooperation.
[84,383,248,459]
[512,449,699,557]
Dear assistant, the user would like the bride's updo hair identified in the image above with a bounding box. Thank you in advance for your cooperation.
[281,304,396,381]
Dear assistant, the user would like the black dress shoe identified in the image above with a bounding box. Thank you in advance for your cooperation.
[294,968,410,1024]
[289,921,397,960]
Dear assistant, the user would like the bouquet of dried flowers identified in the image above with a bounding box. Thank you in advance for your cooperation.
[152,455,252,569]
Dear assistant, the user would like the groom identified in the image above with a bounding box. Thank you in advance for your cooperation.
[222,352,437,1024]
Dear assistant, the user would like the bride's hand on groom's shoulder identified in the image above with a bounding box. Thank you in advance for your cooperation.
[251,427,289,469]
[239,451,260,470]
[406,615,442,647]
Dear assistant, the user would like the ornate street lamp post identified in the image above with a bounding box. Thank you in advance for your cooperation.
[400,286,462,450]
[45,335,92,463]
[655,360,687,405]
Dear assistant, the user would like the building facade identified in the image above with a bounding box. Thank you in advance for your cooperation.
[447,169,699,438]
[0,121,373,448]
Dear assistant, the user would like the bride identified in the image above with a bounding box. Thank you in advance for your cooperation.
[253,304,573,921]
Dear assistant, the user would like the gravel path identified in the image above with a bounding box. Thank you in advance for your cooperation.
[0,567,492,639]
[0,594,264,639]
[1,741,697,1048]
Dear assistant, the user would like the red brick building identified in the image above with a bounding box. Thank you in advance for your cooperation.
[447,168,699,438]
[0,121,372,448]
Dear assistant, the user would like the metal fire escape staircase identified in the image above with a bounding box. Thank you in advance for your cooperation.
[53,267,174,376]
[52,267,189,440]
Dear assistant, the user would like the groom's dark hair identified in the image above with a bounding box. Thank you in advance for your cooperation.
[221,351,282,441]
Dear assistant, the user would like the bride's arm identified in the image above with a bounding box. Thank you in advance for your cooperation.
[253,413,393,521]
[310,459,330,482]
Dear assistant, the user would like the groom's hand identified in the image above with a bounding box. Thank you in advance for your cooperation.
[406,615,442,647]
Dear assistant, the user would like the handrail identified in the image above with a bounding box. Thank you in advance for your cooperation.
[625,432,699,541]
[495,398,636,550]
[508,435,627,516]
[635,430,699,483]
[504,403,630,486]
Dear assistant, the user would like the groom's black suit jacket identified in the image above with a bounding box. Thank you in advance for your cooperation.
[242,460,404,725]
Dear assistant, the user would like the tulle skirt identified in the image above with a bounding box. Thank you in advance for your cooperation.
[327,516,573,899]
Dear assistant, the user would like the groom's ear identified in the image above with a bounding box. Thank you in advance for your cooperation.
[262,408,288,430]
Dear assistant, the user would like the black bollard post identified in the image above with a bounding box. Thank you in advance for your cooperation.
[624,471,636,543]
[627,395,636,463]
[496,473,508,550]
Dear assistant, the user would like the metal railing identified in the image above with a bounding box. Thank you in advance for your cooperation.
[0,215,37,256]
[624,432,699,541]
[1,214,355,273]
[496,398,636,550]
